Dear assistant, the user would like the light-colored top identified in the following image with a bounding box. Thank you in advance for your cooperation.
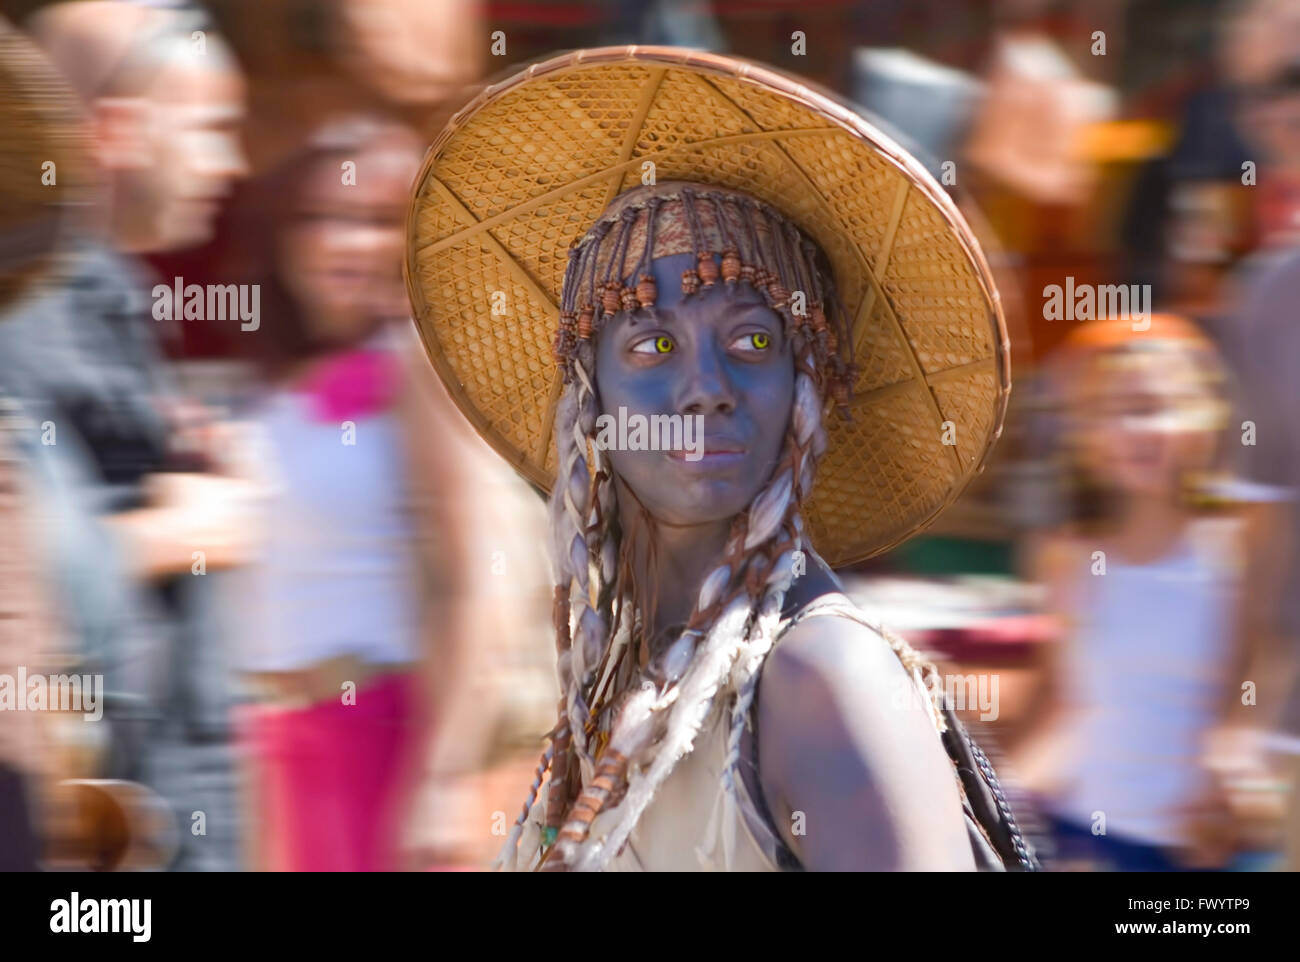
[1047,518,1241,847]
[596,690,782,872]
[509,661,788,872]
[234,386,421,673]
[505,597,946,872]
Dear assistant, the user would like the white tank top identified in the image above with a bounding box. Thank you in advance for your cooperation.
[1048,518,1240,847]
[234,386,421,672]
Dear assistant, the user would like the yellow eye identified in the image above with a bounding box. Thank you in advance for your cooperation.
[631,334,675,355]
[731,331,772,352]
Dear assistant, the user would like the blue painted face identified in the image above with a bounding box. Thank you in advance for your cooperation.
[594,251,795,526]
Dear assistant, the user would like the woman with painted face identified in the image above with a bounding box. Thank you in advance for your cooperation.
[407,48,1032,871]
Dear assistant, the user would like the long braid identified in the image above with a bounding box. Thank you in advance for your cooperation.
[495,237,591,866]
[556,353,611,766]
[489,384,588,870]
[535,337,629,861]
[489,741,554,870]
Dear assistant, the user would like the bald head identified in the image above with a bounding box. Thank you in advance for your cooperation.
[30,2,236,101]
[27,2,247,253]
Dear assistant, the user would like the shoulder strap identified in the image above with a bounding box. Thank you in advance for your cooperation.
[773,597,1040,871]
[779,596,949,731]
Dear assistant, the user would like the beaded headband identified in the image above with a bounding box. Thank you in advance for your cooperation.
[551,181,856,411]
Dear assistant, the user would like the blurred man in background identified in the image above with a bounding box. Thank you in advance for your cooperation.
[0,1,251,869]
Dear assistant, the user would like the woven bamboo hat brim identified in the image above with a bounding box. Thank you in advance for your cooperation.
[406,46,1010,567]
[0,20,89,310]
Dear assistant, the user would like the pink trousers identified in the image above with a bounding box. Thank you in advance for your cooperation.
[239,671,422,872]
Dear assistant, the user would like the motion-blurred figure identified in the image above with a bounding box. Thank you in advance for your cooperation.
[1229,238,1300,871]
[0,15,86,871]
[1212,9,1300,872]
[0,1,250,870]
[1010,315,1284,871]
[0,394,62,872]
[229,115,548,871]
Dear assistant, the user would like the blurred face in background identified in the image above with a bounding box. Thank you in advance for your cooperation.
[1219,0,1300,89]
[1246,84,1300,175]
[1074,347,1225,501]
[1220,0,1300,174]
[337,0,485,105]
[29,4,248,253]
[276,132,420,348]
[125,49,247,251]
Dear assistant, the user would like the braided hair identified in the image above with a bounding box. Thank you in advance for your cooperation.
[494,185,854,871]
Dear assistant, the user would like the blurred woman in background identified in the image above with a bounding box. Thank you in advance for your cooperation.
[1010,314,1286,871]
[231,116,484,871]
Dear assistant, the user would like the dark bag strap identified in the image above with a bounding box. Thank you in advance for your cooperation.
[938,700,1039,870]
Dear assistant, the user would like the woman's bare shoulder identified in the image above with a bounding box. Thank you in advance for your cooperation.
[764,609,913,702]
[754,609,974,870]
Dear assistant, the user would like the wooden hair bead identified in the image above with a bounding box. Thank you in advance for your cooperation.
[783,312,802,340]
[601,281,622,316]
[720,249,741,283]
[681,269,700,296]
[577,304,594,340]
[739,264,757,287]
[635,274,657,308]
[810,303,827,333]
[620,286,639,312]
[697,251,718,286]
[554,311,576,364]
[767,280,790,308]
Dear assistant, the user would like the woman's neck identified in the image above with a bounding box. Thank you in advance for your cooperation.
[650,519,732,636]
[617,491,732,659]
[1106,490,1194,565]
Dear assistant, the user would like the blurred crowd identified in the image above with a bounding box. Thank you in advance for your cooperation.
[1,0,1299,873]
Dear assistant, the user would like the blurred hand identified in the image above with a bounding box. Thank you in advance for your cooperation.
[1173,770,1239,868]
[107,471,264,577]
[151,472,262,567]
[1174,725,1287,867]
[1209,725,1289,852]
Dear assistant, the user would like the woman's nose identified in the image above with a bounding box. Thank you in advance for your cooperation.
[676,337,736,416]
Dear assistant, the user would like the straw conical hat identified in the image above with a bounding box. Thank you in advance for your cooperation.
[0,19,88,311]
[406,46,1010,566]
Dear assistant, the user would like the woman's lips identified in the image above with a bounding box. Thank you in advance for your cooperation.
[666,445,746,467]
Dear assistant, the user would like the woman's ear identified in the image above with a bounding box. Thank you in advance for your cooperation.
[90,96,154,170]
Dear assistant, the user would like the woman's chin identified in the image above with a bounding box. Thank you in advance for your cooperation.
[613,451,773,528]
[635,484,757,528]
